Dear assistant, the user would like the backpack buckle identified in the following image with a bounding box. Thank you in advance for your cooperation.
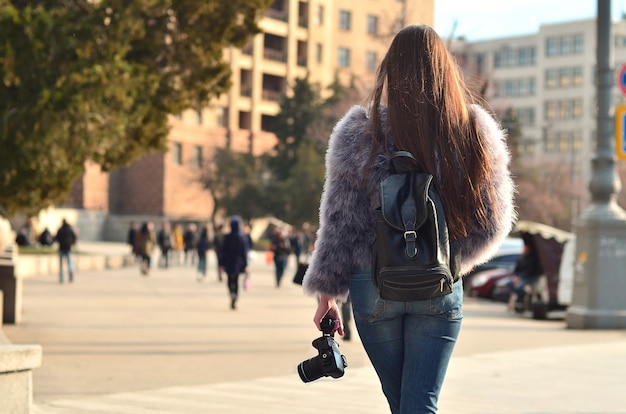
[404,231,418,258]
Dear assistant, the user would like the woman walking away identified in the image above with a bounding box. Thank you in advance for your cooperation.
[302,24,515,413]
[219,216,249,310]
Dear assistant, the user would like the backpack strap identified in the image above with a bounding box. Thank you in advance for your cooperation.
[390,151,419,174]
[387,151,423,259]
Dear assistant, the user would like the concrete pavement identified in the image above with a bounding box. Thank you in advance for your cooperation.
[3,243,626,413]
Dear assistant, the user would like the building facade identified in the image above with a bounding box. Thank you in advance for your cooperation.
[67,0,433,233]
[452,18,626,223]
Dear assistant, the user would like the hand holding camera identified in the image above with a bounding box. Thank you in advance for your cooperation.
[297,317,348,383]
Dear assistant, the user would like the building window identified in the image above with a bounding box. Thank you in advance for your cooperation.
[367,15,378,35]
[546,69,558,89]
[515,107,536,127]
[573,33,584,53]
[545,66,584,89]
[315,4,324,25]
[316,43,323,64]
[217,107,228,128]
[546,37,558,56]
[339,10,351,31]
[172,142,182,165]
[546,34,584,57]
[195,108,202,125]
[366,51,377,72]
[192,145,203,168]
[338,47,351,67]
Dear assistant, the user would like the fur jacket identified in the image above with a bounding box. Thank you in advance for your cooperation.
[302,104,516,300]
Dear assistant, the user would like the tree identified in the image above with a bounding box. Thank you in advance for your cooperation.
[281,141,326,227]
[0,0,272,216]
[269,74,324,180]
[197,147,261,229]
[262,74,362,226]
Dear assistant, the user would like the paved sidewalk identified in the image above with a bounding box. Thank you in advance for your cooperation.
[4,243,626,413]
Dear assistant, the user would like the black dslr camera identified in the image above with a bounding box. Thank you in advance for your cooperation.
[297,317,347,383]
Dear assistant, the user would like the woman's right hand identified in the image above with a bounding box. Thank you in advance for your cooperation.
[314,294,344,337]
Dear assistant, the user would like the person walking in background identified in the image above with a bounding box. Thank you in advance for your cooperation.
[54,218,77,283]
[183,223,197,266]
[157,221,173,269]
[136,222,156,276]
[269,228,290,288]
[288,229,302,266]
[243,224,254,290]
[127,221,139,261]
[219,216,248,310]
[213,224,225,282]
[196,225,211,281]
[302,25,515,413]
[171,223,184,266]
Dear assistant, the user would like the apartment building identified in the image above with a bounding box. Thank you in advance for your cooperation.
[452,17,626,220]
[66,0,434,235]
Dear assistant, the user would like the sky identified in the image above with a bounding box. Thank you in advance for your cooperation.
[434,0,626,41]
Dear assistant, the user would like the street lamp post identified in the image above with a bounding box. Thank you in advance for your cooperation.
[566,0,626,329]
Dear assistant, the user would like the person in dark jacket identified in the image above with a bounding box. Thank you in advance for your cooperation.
[507,237,543,309]
[196,225,211,281]
[269,228,291,287]
[219,216,249,310]
[55,219,77,283]
[157,221,173,269]
[213,224,225,282]
[183,223,197,266]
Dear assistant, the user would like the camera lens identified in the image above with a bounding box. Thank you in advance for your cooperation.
[297,357,324,383]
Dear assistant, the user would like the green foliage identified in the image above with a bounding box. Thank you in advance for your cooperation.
[0,0,272,216]
[198,147,268,227]
[269,75,324,180]
[280,141,325,226]
[264,74,360,226]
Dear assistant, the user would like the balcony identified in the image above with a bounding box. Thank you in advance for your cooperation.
[264,48,287,63]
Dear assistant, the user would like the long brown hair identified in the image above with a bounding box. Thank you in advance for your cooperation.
[368,24,494,239]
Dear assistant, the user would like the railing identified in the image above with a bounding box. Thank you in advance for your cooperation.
[263,48,287,63]
[262,89,282,102]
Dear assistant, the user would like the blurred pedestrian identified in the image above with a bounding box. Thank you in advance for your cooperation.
[243,224,254,290]
[220,216,248,310]
[269,228,290,288]
[506,236,543,311]
[54,218,77,283]
[136,222,156,276]
[157,221,173,268]
[127,221,138,259]
[183,223,197,266]
[213,224,225,282]
[289,229,302,265]
[38,227,54,247]
[196,225,211,281]
[171,223,184,266]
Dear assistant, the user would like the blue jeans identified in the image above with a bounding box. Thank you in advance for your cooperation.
[59,250,74,282]
[349,268,463,414]
[197,254,207,276]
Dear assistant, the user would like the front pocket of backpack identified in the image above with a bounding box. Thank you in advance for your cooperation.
[378,268,453,301]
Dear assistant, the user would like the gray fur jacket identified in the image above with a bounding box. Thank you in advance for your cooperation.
[302,104,516,300]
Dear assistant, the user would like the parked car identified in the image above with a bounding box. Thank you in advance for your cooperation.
[467,267,513,299]
[462,237,523,292]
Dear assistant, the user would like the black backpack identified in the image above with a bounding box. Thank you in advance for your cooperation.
[372,151,460,301]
